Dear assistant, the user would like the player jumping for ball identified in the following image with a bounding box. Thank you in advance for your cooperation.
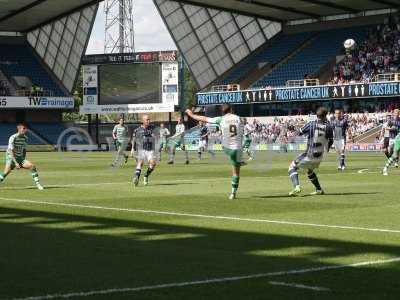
[186,104,245,200]
[288,107,333,196]
[131,115,157,187]
[0,123,44,190]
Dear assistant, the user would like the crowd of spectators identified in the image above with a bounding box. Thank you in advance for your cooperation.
[330,15,400,85]
[208,112,387,146]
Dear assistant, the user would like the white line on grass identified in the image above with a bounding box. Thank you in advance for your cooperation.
[6,257,400,300]
[268,281,331,292]
[0,169,382,191]
[0,196,400,234]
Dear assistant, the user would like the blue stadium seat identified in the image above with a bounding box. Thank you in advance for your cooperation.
[0,123,44,145]
[29,123,89,145]
[252,26,370,87]
[220,32,314,85]
[0,44,66,96]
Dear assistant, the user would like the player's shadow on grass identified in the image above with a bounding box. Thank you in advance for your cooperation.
[1,206,400,299]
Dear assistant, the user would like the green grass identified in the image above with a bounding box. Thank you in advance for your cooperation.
[0,151,399,299]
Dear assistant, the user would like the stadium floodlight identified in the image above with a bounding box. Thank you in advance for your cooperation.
[104,0,135,53]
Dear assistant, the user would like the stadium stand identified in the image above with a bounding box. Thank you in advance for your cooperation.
[0,123,45,145]
[331,19,400,84]
[253,26,371,88]
[220,32,314,85]
[0,44,65,97]
[243,112,385,143]
[183,112,386,147]
[28,123,90,146]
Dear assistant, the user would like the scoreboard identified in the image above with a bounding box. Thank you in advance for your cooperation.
[81,51,179,114]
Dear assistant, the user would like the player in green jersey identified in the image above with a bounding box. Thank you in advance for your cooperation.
[0,123,43,190]
[243,118,254,161]
[383,132,400,176]
[111,117,129,167]
[186,104,245,200]
[158,123,170,161]
[168,117,190,165]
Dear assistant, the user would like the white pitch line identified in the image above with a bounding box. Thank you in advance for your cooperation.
[0,168,384,191]
[1,196,400,234]
[6,257,400,300]
[268,281,331,292]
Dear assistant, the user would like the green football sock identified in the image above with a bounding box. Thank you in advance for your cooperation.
[0,172,8,183]
[231,176,240,194]
[31,167,40,185]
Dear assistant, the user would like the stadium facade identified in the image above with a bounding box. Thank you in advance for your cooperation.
[0,1,99,124]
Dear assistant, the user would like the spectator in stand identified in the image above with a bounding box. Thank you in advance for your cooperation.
[331,15,400,84]
[242,111,390,146]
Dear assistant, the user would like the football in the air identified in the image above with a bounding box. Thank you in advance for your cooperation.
[344,38,356,50]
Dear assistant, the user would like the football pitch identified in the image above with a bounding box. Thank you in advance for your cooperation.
[0,151,399,299]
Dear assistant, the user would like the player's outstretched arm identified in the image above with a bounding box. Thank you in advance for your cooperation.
[185,109,210,124]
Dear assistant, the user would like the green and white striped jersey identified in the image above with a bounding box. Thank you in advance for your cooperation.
[8,133,28,157]
[113,124,129,142]
[209,114,243,150]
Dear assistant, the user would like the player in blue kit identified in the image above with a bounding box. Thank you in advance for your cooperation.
[288,107,333,196]
[331,109,350,171]
[131,115,158,187]
[197,121,215,160]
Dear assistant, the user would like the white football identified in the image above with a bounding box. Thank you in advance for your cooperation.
[344,39,356,49]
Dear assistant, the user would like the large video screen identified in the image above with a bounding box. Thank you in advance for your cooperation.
[99,63,161,105]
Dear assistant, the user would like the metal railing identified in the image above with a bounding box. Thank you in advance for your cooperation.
[211,84,241,92]
[373,73,400,82]
[286,79,320,87]
[15,89,57,97]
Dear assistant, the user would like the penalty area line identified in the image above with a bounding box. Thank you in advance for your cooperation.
[1,197,400,234]
[6,257,400,300]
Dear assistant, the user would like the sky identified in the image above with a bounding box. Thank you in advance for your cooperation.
[86,0,177,54]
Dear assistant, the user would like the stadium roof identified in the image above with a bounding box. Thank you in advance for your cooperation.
[176,0,400,23]
[0,0,100,32]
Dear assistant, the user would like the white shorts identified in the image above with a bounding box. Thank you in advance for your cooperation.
[198,140,207,149]
[138,150,156,162]
[334,139,345,152]
[389,138,396,147]
[292,153,322,171]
